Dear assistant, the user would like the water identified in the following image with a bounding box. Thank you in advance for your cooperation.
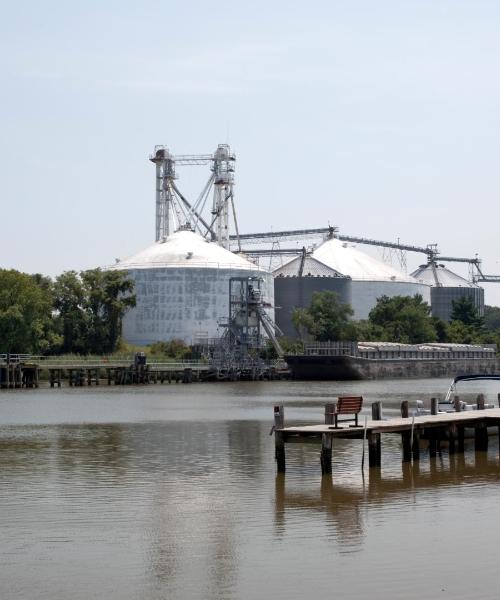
[1,379,500,600]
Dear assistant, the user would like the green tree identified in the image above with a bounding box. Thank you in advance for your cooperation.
[292,291,354,341]
[149,339,191,359]
[368,295,437,344]
[0,269,59,353]
[484,305,500,331]
[447,320,476,344]
[450,296,483,328]
[80,269,136,354]
[351,320,386,342]
[53,271,90,354]
[52,269,136,354]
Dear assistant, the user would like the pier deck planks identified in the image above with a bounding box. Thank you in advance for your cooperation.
[278,409,500,438]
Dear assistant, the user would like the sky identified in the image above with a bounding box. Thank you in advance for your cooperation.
[1,0,500,303]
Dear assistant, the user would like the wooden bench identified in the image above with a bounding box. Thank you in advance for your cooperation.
[329,396,363,428]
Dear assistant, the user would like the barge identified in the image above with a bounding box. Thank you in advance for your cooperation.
[285,341,499,380]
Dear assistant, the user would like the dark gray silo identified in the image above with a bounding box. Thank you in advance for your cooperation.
[273,256,352,338]
[410,263,484,322]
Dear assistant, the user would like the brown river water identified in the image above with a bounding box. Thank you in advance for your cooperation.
[1,378,500,600]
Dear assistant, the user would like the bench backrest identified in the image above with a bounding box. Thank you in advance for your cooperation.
[337,396,363,414]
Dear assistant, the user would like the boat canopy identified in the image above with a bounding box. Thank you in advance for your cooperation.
[444,374,500,402]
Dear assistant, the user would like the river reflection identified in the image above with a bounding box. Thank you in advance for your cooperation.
[2,380,500,600]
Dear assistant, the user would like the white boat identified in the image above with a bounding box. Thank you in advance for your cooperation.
[416,374,500,415]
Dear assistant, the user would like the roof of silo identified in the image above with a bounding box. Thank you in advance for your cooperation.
[312,237,419,283]
[410,263,478,288]
[273,255,348,278]
[108,229,263,271]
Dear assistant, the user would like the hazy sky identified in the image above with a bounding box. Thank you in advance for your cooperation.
[2,1,500,303]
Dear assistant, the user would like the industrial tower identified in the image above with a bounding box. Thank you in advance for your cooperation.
[149,144,239,249]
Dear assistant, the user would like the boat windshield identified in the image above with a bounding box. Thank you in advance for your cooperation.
[444,374,500,403]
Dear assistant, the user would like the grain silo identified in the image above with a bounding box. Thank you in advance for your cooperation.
[311,238,431,319]
[108,228,273,345]
[273,255,351,337]
[410,263,484,321]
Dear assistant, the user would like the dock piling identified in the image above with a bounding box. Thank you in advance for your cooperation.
[368,401,382,467]
[274,405,286,473]
[475,394,488,452]
[400,401,412,462]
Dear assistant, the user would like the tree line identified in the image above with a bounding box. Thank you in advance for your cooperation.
[0,268,136,355]
[292,292,500,347]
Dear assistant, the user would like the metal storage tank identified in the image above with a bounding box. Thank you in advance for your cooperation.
[273,256,351,338]
[312,238,431,319]
[410,263,484,321]
[108,228,273,345]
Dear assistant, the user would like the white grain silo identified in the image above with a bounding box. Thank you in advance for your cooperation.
[312,238,431,319]
[108,228,273,345]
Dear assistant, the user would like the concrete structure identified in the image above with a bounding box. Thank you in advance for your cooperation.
[311,238,430,319]
[411,263,484,321]
[108,228,272,345]
[273,256,351,337]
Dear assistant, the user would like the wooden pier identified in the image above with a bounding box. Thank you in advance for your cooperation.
[0,354,212,389]
[273,395,500,474]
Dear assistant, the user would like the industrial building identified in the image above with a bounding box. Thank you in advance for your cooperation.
[411,263,484,321]
[272,237,430,337]
[109,144,497,347]
[311,237,430,319]
[109,228,272,346]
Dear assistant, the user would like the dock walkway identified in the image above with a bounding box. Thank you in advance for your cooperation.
[273,396,500,474]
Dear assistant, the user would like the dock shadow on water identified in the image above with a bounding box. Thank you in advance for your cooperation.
[2,380,500,600]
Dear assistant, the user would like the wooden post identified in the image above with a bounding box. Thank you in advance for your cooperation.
[430,397,438,415]
[274,405,286,473]
[368,401,382,467]
[453,396,461,412]
[321,433,333,475]
[428,397,438,458]
[475,394,488,452]
[324,403,335,425]
[321,403,335,474]
[448,424,457,455]
[400,401,411,462]
[412,427,420,461]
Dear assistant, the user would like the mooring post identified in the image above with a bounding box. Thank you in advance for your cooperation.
[448,424,457,454]
[321,403,335,475]
[412,420,420,462]
[428,397,438,457]
[368,401,382,467]
[453,396,465,452]
[401,401,411,462]
[430,397,438,415]
[321,433,333,475]
[274,405,286,472]
[475,393,488,452]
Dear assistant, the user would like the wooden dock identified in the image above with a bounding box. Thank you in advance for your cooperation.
[0,354,211,389]
[273,395,500,474]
